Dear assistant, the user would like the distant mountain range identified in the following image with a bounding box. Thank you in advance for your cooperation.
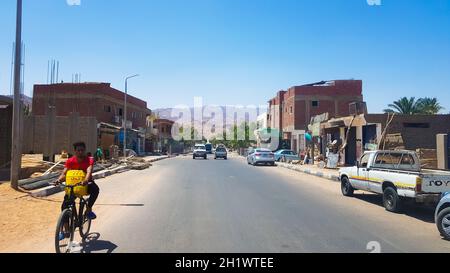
[154,106,267,129]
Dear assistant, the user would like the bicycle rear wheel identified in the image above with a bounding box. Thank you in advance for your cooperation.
[55,209,74,253]
[79,200,92,239]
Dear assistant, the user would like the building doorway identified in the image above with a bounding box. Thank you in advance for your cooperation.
[363,125,377,149]
[345,127,357,165]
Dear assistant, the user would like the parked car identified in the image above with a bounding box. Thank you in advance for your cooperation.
[193,144,207,160]
[339,150,450,213]
[247,148,275,166]
[274,149,301,163]
[214,147,228,160]
[436,192,450,240]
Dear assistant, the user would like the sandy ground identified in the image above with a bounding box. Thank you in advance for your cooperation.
[0,155,160,253]
[0,183,63,252]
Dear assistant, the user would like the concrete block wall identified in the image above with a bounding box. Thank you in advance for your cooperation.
[23,113,97,159]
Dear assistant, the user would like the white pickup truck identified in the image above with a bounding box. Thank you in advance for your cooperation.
[339,150,450,213]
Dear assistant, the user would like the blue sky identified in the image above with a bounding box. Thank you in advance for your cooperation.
[0,0,449,112]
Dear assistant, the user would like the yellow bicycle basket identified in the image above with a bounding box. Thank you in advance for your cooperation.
[65,170,88,197]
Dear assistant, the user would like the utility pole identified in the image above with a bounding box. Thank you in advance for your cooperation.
[10,0,23,190]
[123,74,139,157]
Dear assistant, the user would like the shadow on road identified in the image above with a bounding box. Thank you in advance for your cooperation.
[254,164,277,167]
[353,193,436,224]
[96,204,144,207]
[81,233,118,253]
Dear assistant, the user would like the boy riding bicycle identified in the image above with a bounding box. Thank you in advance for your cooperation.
[56,142,100,240]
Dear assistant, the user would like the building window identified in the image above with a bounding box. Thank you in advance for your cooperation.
[403,123,430,128]
[290,106,293,114]
[118,108,123,116]
[104,105,111,113]
[312,101,319,107]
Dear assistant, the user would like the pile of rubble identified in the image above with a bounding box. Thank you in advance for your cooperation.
[18,154,153,192]
[118,155,153,170]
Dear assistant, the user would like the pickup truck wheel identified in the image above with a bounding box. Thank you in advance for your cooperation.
[437,207,450,240]
[341,177,354,197]
[383,187,402,213]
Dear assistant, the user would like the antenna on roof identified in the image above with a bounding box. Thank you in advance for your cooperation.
[9,42,14,96]
[56,61,59,83]
[47,60,50,84]
[21,42,25,95]
[47,59,61,84]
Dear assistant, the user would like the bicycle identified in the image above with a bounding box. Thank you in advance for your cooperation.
[53,182,92,254]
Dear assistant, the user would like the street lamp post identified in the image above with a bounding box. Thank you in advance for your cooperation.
[123,74,139,157]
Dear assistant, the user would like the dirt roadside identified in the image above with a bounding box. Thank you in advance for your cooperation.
[0,183,63,253]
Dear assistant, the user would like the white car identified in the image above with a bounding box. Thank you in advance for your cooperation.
[247,148,275,166]
[435,192,450,240]
[339,150,450,213]
[193,144,207,160]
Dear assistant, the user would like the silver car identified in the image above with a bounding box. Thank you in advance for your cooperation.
[247,148,275,166]
[193,144,207,160]
[214,147,228,160]
[435,192,450,240]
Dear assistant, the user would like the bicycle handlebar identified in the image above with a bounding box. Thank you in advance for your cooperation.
[51,181,83,188]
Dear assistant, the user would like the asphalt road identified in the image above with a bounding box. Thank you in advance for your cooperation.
[28,154,450,253]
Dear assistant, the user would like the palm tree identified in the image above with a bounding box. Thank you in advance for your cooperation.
[384,97,422,115]
[417,97,444,114]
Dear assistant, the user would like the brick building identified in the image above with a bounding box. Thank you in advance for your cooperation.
[268,80,363,152]
[32,83,151,129]
[148,119,175,153]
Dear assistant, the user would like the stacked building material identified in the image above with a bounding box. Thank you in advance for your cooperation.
[384,133,405,150]
[416,149,438,169]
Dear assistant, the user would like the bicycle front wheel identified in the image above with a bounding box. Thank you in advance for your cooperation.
[79,200,92,239]
[55,209,74,253]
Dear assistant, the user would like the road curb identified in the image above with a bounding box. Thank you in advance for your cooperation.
[31,185,65,198]
[145,156,170,163]
[31,156,171,197]
[277,162,340,183]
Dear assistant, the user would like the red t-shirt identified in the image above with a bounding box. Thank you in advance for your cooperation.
[65,156,94,173]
